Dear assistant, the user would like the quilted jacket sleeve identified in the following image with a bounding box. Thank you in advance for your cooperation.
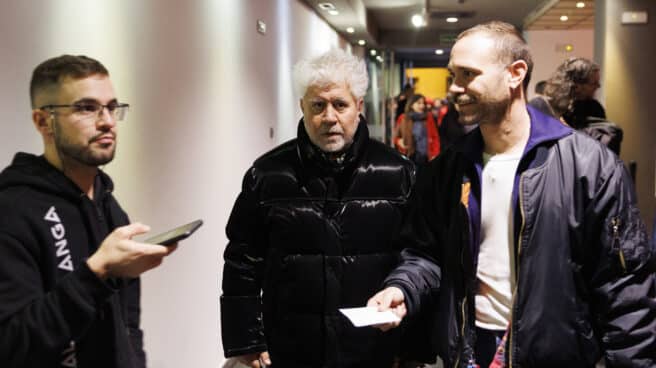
[220,168,268,357]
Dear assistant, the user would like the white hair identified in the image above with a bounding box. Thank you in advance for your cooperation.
[292,48,369,99]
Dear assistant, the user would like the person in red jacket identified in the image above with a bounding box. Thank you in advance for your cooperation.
[393,94,440,164]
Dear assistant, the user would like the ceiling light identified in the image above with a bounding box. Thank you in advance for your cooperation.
[328,9,339,16]
[317,2,336,11]
[435,49,444,55]
[446,17,458,23]
[346,27,355,33]
[358,39,366,46]
[576,2,585,8]
[376,56,383,63]
[411,14,425,28]
[560,15,569,21]
[565,44,574,52]
[370,49,377,56]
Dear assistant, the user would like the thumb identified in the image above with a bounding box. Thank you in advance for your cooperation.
[380,290,396,311]
[260,351,271,365]
[120,222,151,239]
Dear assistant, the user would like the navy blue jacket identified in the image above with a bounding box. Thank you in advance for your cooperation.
[385,107,656,367]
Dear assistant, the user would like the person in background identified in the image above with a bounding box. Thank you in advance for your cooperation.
[544,57,622,154]
[0,55,177,368]
[394,94,440,165]
[395,78,418,120]
[545,57,606,129]
[221,48,417,368]
[527,80,556,117]
[369,21,655,367]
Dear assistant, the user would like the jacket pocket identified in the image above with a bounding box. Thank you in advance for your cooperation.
[607,207,651,274]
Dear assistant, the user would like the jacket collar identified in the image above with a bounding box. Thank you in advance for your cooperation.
[455,104,572,163]
[296,115,369,175]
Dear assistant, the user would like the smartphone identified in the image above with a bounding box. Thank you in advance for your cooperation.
[143,219,203,246]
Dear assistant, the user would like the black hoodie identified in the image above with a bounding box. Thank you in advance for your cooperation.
[0,152,145,368]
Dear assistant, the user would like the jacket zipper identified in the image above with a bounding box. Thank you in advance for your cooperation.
[454,296,467,368]
[509,173,527,368]
[611,217,626,273]
[454,202,470,368]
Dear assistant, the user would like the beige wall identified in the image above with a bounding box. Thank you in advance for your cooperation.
[598,0,655,231]
[0,1,351,366]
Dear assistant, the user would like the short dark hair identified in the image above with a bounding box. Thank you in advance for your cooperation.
[534,80,547,95]
[30,55,109,108]
[456,21,533,93]
[544,57,599,116]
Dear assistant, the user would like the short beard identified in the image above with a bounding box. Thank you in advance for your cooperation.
[53,119,115,167]
[457,95,510,126]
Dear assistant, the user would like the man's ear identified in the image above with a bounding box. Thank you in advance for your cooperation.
[299,99,305,113]
[357,98,364,112]
[508,60,528,90]
[32,109,52,137]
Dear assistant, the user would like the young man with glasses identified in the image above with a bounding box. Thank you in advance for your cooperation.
[0,55,176,368]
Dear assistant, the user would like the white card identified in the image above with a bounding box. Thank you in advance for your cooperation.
[339,306,401,327]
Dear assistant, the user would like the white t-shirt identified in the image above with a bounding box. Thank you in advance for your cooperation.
[475,151,522,331]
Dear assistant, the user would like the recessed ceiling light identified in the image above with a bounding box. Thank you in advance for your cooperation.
[328,9,339,16]
[565,44,574,52]
[446,17,458,23]
[435,49,444,55]
[376,55,383,62]
[358,39,366,46]
[411,14,425,28]
[576,2,585,8]
[370,49,377,56]
[317,2,336,11]
[346,27,355,33]
[560,15,569,21]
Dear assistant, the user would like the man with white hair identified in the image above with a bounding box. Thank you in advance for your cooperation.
[220,49,417,367]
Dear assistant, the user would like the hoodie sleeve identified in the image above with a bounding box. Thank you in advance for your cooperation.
[0,231,116,367]
[220,167,268,357]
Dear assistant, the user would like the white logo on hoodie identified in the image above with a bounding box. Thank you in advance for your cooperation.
[44,206,74,272]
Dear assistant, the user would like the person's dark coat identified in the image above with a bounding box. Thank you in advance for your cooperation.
[385,107,656,367]
[221,118,416,367]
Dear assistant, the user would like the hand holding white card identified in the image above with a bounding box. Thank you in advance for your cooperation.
[339,306,401,327]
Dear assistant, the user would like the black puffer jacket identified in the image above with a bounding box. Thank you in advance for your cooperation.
[385,108,656,367]
[221,119,415,367]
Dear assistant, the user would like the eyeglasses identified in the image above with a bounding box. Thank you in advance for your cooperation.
[40,101,130,121]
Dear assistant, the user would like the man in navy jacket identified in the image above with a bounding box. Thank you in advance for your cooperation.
[369,21,655,367]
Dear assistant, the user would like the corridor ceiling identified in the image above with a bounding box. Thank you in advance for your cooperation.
[303,0,595,63]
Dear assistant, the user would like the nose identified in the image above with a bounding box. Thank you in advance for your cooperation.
[323,104,338,122]
[96,107,116,128]
[449,80,464,95]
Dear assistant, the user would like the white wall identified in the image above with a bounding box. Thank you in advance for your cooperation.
[525,29,594,100]
[0,1,347,367]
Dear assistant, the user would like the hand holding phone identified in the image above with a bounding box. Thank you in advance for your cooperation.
[144,219,203,246]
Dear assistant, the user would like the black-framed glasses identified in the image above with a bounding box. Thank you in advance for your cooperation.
[40,101,130,121]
